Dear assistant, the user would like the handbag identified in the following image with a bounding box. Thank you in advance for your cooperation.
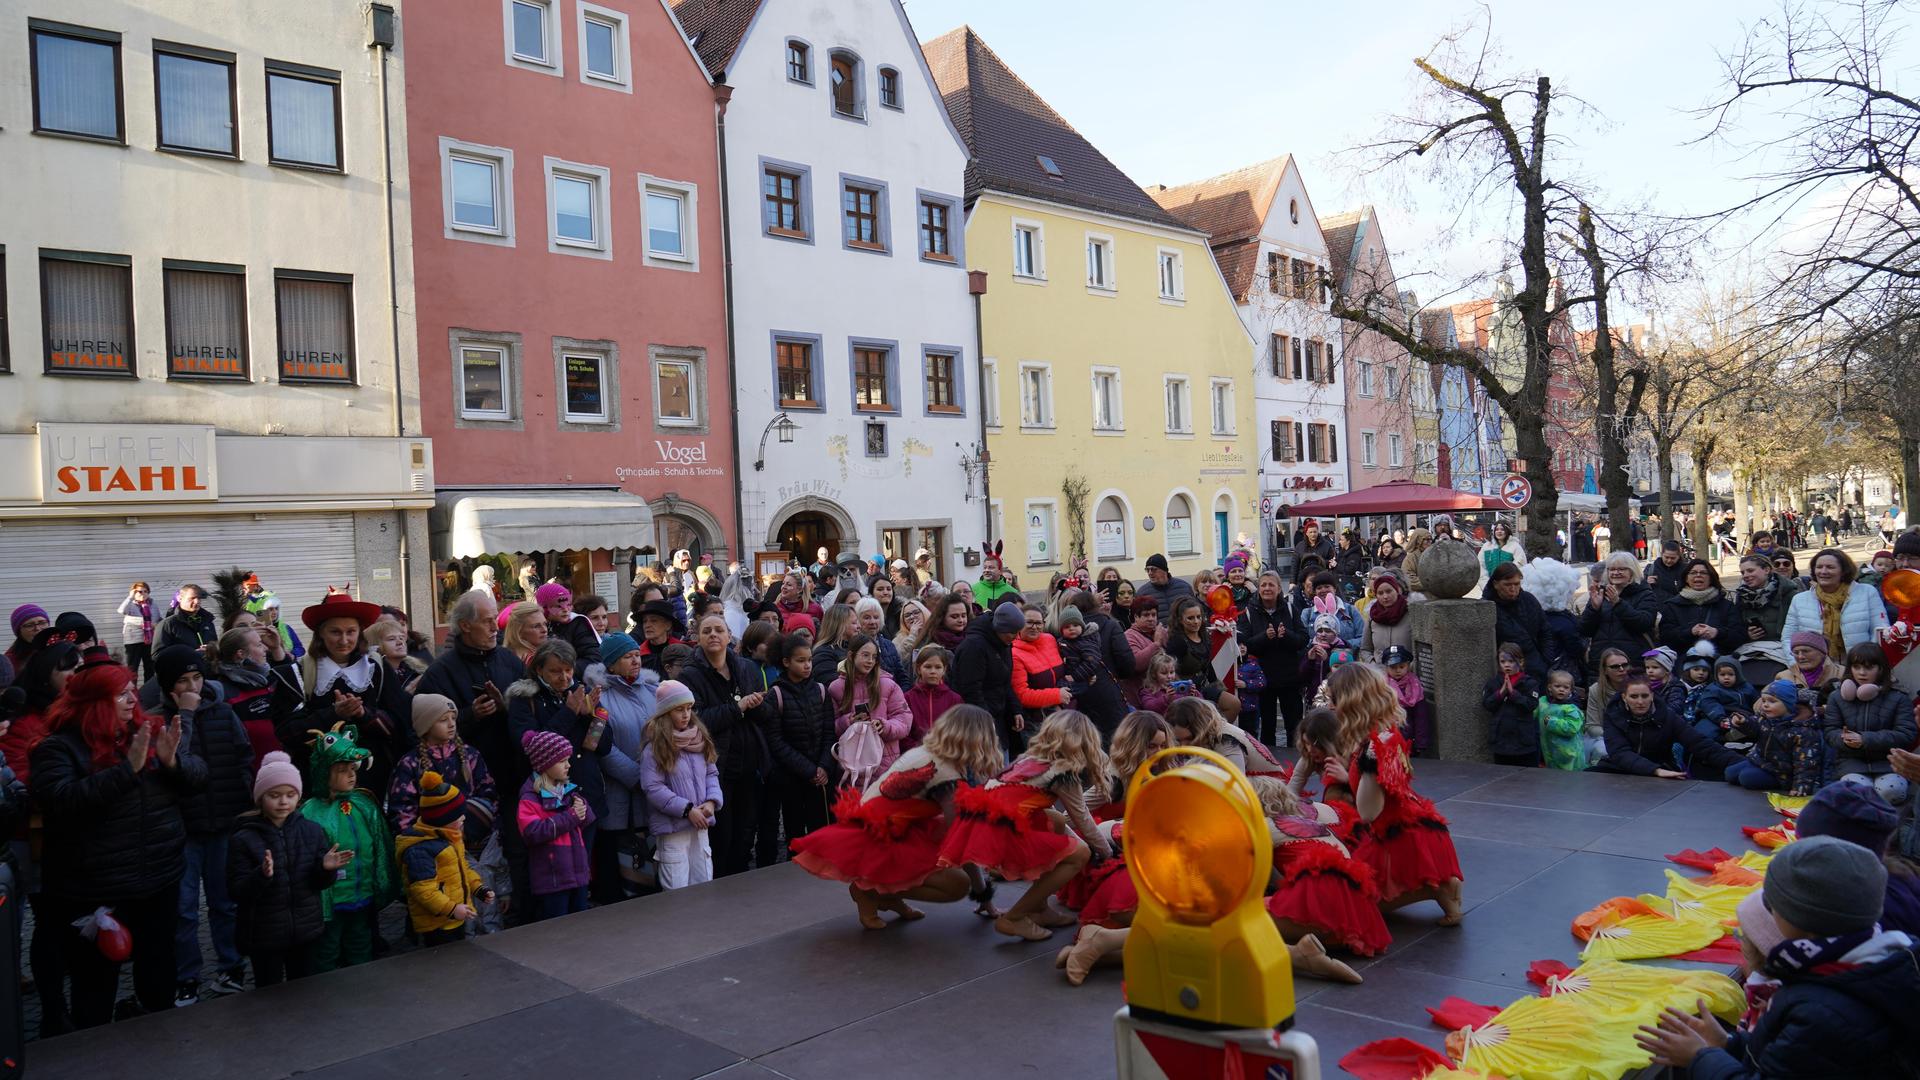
[833,716,886,790]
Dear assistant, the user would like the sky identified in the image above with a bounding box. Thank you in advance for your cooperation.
[901,0,1907,315]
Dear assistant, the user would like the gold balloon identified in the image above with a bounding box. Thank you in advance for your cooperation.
[1884,568,1920,610]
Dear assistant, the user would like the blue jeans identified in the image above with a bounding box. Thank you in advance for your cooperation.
[534,885,590,920]
[176,832,242,982]
[1724,760,1780,791]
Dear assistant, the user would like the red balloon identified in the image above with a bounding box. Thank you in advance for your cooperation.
[1884,568,1920,611]
[96,918,131,962]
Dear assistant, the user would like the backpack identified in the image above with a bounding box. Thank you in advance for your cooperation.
[833,719,886,790]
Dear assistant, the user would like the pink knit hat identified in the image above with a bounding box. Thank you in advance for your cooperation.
[521,729,573,774]
[534,583,571,607]
[253,751,303,801]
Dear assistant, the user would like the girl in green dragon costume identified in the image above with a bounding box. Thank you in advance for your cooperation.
[299,724,397,970]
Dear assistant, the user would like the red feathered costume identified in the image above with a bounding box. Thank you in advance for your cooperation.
[1350,728,1461,902]
[790,746,960,895]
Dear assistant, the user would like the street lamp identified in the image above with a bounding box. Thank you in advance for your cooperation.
[754,413,798,472]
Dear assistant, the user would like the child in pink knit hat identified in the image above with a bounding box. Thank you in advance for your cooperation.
[227,751,352,986]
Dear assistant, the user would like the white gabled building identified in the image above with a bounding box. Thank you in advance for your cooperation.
[673,0,977,580]
[1153,156,1346,559]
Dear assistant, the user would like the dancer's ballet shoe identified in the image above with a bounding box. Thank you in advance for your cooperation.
[851,885,886,931]
[1065,925,1125,986]
[1437,878,1466,926]
[880,898,925,922]
[1289,934,1362,984]
[994,914,1052,941]
[1032,903,1078,929]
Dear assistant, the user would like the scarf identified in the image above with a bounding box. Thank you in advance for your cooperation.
[1680,585,1721,604]
[1387,668,1423,707]
[315,652,376,695]
[1369,591,1408,626]
[1764,925,1896,979]
[1815,584,1851,659]
[932,623,966,650]
[1737,574,1780,612]
[673,725,707,754]
[218,659,270,689]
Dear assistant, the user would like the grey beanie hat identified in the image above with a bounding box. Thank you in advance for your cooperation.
[991,602,1026,634]
[1762,835,1888,937]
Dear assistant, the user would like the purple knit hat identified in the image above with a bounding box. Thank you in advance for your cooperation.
[10,604,48,637]
[521,729,573,774]
[1789,630,1829,656]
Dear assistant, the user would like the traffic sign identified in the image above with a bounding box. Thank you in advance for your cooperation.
[1261,497,1273,515]
[1499,473,1532,509]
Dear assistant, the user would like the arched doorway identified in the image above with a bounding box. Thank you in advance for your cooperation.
[778,512,843,565]
[655,515,708,563]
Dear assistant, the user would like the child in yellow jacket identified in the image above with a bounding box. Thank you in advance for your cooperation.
[392,771,491,946]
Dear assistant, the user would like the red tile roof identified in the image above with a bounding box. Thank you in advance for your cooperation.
[921,26,1187,229]
[1319,209,1363,293]
[1149,157,1290,248]
[669,0,762,76]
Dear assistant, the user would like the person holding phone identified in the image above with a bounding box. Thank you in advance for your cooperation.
[830,635,912,772]
[1579,552,1659,673]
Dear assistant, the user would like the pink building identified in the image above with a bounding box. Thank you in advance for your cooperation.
[405,0,735,624]
[1324,207,1417,489]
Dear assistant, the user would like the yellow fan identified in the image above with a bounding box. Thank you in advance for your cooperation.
[1537,958,1744,1023]
[1448,994,1648,1080]
[1424,1069,1504,1079]
[1579,910,1725,961]
[1767,792,1811,817]
[1636,871,1751,928]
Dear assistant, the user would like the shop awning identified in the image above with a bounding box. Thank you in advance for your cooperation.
[432,490,655,558]
[1277,480,1506,517]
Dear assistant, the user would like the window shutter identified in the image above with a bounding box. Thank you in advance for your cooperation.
[1270,420,1283,461]
[1294,422,1304,463]
[1291,339,1303,380]
[1329,425,1339,463]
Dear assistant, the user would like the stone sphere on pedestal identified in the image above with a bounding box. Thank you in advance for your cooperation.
[1418,537,1481,600]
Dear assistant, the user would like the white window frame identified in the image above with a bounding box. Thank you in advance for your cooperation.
[1085,232,1116,294]
[652,352,702,429]
[1018,360,1054,431]
[982,357,1002,428]
[1090,366,1123,434]
[557,341,617,427]
[1164,374,1192,436]
[545,157,612,259]
[1011,218,1046,282]
[450,329,522,427]
[1209,377,1235,436]
[1384,363,1400,400]
[1362,430,1378,468]
[1023,498,1061,567]
[1388,432,1404,467]
[638,174,698,270]
[1092,491,1134,562]
[504,0,562,76]
[438,137,516,246]
[1156,246,1185,301]
[1164,491,1198,556]
[1357,359,1374,397]
[576,2,632,92]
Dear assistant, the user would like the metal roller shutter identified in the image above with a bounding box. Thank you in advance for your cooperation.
[0,513,359,651]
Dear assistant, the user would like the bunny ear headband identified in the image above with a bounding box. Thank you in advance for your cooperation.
[983,540,1004,560]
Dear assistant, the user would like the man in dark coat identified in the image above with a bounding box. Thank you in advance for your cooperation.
[952,603,1022,754]
[1641,541,1687,597]
[1483,565,1551,684]
[155,585,218,653]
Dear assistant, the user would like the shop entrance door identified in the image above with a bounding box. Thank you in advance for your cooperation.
[881,527,913,570]
[779,512,843,565]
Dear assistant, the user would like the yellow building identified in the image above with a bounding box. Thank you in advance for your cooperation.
[924,28,1258,582]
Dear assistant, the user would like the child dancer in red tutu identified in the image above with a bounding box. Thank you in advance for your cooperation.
[1164,697,1288,779]
[1250,774,1389,966]
[1325,663,1464,925]
[938,709,1111,941]
[1053,710,1168,982]
[790,704,1004,930]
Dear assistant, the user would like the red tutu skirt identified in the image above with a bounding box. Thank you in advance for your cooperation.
[790,789,946,895]
[1267,840,1392,956]
[1058,821,1135,927]
[1354,794,1461,902]
[1323,799,1364,850]
[936,783,1076,881]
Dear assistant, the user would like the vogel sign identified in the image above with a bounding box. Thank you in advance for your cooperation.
[38,423,219,504]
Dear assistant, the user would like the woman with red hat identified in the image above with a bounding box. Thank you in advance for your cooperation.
[299,593,409,805]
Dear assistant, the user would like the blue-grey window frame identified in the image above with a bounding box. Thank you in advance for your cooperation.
[769,329,825,411]
[758,156,814,245]
[784,37,814,85]
[827,48,866,123]
[847,336,901,416]
[915,189,964,267]
[920,343,966,418]
[838,173,891,256]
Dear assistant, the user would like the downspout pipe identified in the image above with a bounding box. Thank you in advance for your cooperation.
[714,81,743,562]
[969,269,991,544]
[369,4,413,619]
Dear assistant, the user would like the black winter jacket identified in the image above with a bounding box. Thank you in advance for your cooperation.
[1655,588,1743,656]
[1690,942,1920,1080]
[415,640,528,796]
[154,607,217,653]
[506,677,614,817]
[1641,556,1687,597]
[31,726,209,902]
[1057,631,1126,736]
[1597,695,1740,777]
[1539,609,1587,686]
[1577,582,1659,670]
[226,810,334,952]
[168,684,253,836]
[1085,611,1136,681]
[951,615,1017,737]
[762,676,836,784]
[1824,685,1919,763]
[219,659,307,766]
[1483,583,1552,684]
[1481,674,1542,759]
[1239,596,1307,685]
[679,650,773,781]
[549,614,601,675]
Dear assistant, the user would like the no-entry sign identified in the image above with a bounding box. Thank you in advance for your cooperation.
[1499,473,1532,509]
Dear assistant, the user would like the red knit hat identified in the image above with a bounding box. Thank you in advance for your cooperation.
[521,729,573,775]
[417,770,467,828]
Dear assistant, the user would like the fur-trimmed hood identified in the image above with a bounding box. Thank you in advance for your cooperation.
[1522,557,1583,613]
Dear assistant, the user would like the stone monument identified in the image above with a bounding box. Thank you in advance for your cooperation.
[1409,536,1495,761]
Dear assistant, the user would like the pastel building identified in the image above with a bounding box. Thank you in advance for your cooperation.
[406,0,735,621]
[0,0,433,640]
[925,27,1258,578]
[674,0,976,581]
[1151,156,1343,557]
[1322,206,1416,490]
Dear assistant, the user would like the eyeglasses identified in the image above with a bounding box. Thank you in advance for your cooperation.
[1606,662,1630,670]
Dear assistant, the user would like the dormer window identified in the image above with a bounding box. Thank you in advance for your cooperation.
[830,51,862,118]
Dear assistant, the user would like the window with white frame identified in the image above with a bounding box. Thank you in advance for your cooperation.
[1357,359,1374,397]
[1384,362,1400,400]
[1361,431,1377,467]
[1019,363,1053,428]
[561,349,611,423]
[1012,221,1044,279]
[578,3,630,89]
[1165,493,1196,555]
[641,177,696,267]
[506,0,560,74]
[1209,378,1234,435]
[458,341,514,421]
[982,358,1001,427]
[1086,234,1115,291]
[1388,432,1404,467]
[546,158,610,257]
[1094,496,1130,560]
[654,353,699,428]
[1091,368,1122,432]
[440,138,515,245]
[1164,375,1191,434]
[1157,248,1183,300]
[1025,501,1058,565]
